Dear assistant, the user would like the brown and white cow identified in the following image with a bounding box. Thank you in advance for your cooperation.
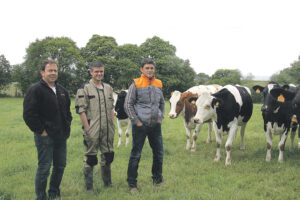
[168,85,222,151]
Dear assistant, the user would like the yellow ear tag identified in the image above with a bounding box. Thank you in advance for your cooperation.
[215,101,220,107]
[191,100,195,104]
[256,89,260,93]
[277,94,285,102]
[292,116,298,123]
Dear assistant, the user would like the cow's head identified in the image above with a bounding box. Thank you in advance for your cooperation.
[168,91,198,119]
[271,86,298,122]
[253,83,281,115]
[193,91,216,124]
[168,91,182,118]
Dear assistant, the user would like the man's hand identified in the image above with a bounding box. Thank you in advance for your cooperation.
[84,126,90,133]
[41,130,48,136]
[136,121,143,127]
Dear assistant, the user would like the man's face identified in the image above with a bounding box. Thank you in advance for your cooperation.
[140,64,155,79]
[90,66,104,82]
[40,63,58,85]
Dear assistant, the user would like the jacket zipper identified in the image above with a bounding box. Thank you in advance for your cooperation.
[96,88,102,147]
[101,88,110,152]
[149,79,152,125]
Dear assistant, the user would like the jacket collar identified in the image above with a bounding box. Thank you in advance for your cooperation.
[89,79,104,89]
[141,74,156,82]
[40,79,57,88]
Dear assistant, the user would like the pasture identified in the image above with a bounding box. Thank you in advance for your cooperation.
[0,98,300,200]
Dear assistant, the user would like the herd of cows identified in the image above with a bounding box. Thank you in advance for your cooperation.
[113,82,300,165]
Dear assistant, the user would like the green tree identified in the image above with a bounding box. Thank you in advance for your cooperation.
[271,59,300,85]
[140,36,196,97]
[140,36,176,59]
[195,72,210,85]
[81,34,118,62]
[21,37,84,95]
[0,55,11,91]
[81,35,119,86]
[112,44,142,90]
[209,69,242,86]
[115,44,142,64]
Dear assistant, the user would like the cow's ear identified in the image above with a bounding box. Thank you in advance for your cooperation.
[188,97,198,104]
[212,88,230,99]
[270,88,295,102]
[253,85,264,94]
[212,98,222,108]
[282,85,289,90]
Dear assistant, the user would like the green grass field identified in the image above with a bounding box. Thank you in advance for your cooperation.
[1,98,300,200]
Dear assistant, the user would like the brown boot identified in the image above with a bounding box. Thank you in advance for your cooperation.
[101,165,114,188]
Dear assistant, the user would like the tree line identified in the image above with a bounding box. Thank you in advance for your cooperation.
[0,35,299,99]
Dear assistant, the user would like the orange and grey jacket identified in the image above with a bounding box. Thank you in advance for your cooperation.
[124,74,165,126]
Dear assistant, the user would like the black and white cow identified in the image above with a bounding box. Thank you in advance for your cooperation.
[114,90,131,147]
[291,85,300,128]
[193,85,253,165]
[253,82,297,162]
[291,86,300,146]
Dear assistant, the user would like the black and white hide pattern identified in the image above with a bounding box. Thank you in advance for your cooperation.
[114,90,131,147]
[253,83,297,162]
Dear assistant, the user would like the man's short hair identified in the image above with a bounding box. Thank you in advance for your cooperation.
[40,59,58,71]
[140,58,155,68]
[89,61,104,71]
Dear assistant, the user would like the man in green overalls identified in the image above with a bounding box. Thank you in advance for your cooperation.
[75,61,115,192]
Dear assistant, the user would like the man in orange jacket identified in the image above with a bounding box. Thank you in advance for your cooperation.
[124,58,166,194]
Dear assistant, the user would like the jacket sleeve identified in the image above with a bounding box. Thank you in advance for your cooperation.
[124,82,140,125]
[65,90,73,125]
[75,86,88,114]
[159,90,165,120]
[108,85,114,109]
[23,87,44,134]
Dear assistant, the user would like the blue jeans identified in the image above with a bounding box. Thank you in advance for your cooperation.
[34,133,66,200]
[127,123,164,188]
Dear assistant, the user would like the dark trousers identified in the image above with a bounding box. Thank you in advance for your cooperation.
[34,133,66,200]
[127,123,164,188]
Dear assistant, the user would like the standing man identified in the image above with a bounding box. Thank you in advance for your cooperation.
[124,58,166,194]
[75,61,115,192]
[23,59,72,200]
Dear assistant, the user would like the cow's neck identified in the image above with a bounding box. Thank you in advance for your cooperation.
[183,100,196,124]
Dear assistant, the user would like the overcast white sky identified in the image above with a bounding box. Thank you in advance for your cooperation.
[1,0,300,79]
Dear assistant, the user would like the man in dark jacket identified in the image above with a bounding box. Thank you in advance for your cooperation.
[23,59,72,200]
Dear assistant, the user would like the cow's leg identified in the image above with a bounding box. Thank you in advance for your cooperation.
[184,122,191,150]
[191,123,202,152]
[278,130,288,163]
[117,119,123,148]
[289,125,297,151]
[265,128,272,162]
[125,120,132,147]
[213,123,222,162]
[239,124,246,150]
[225,123,238,166]
[206,122,212,144]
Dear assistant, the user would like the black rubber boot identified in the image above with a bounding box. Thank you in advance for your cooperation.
[101,165,113,188]
[84,166,94,191]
